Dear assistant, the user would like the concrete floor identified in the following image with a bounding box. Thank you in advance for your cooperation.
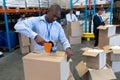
[0,26,120,80]
[0,40,120,80]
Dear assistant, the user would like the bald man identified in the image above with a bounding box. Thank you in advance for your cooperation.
[14,4,72,61]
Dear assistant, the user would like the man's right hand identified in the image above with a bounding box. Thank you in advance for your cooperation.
[34,35,47,46]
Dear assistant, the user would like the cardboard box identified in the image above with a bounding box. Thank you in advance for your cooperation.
[109,34,120,46]
[18,33,30,46]
[68,36,81,45]
[98,25,116,37]
[29,39,34,52]
[20,46,30,55]
[110,46,120,61]
[23,51,70,80]
[112,61,120,72]
[76,61,116,80]
[83,49,106,69]
[67,21,82,37]
[98,34,120,48]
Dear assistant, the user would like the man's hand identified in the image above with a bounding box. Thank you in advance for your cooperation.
[35,35,47,46]
[65,48,73,62]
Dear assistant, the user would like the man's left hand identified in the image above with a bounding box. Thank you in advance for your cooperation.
[65,48,73,62]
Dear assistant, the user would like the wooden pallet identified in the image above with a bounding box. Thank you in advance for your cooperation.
[0,45,20,52]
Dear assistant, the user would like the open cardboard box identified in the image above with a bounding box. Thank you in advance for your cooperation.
[75,61,116,80]
[97,25,117,37]
[23,51,70,80]
[83,49,106,69]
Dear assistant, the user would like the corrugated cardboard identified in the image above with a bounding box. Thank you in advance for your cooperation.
[83,49,106,69]
[20,46,30,55]
[112,61,120,72]
[67,73,75,80]
[18,33,30,46]
[89,67,116,80]
[67,21,82,37]
[29,39,34,52]
[76,61,88,77]
[110,46,120,61]
[109,34,120,46]
[98,25,116,37]
[68,36,81,45]
[99,34,120,48]
[23,51,70,80]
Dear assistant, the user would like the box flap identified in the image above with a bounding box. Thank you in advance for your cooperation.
[97,25,117,30]
[111,46,120,54]
[75,61,88,77]
[103,45,112,53]
[23,51,66,62]
[80,47,92,51]
[83,49,104,57]
[89,68,116,80]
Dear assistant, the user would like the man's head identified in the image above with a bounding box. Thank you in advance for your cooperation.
[70,9,73,14]
[46,4,61,23]
[97,7,105,15]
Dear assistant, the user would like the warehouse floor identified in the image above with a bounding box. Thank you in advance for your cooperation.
[0,26,120,80]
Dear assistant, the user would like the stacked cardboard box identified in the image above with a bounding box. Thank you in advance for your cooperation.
[23,51,70,80]
[18,33,34,55]
[75,61,116,80]
[26,0,39,7]
[67,21,83,45]
[98,25,120,48]
[104,46,120,72]
[83,49,106,69]
[5,0,25,7]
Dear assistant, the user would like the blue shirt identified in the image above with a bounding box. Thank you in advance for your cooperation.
[14,15,71,51]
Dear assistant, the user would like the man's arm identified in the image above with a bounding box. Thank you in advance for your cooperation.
[58,26,72,61]
[14,17,46,46]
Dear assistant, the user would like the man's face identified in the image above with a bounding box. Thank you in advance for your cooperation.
[47,10,61,23]
[99,10,104,15]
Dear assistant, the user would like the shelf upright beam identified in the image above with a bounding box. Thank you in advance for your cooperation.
[85,0,88,32]
[38,0,41,16]
[70,0,72,10]
[110,0,114,24]
[93,0,96,14]
[3,0,12,52]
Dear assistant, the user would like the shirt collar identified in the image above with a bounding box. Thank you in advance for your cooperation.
[39,14,57,24]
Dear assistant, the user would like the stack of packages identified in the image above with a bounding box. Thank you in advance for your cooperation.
[103,45,120,73]
[22,51,71,80]
[5,0,25,7]
[73,48,116,80]
[26,0,39,7]
[49,0,70,9]
[66,22,83,45]
[98,25,120,48]
[18,34,34,55]
[39,0,49,8]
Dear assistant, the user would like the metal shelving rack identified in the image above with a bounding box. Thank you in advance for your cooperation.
[70,0,114,32]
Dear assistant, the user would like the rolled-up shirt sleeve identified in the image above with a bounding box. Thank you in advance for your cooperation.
[59,26,71,51]
[14,17,38,39]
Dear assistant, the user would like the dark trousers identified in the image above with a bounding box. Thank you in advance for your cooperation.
[94,32,99,47]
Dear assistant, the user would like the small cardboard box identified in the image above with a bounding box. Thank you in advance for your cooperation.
[98,34,120,48]
[68,36,81,45]
[98,25,117,37]
[83,49,106,69]
[76,61,116,80]
[18,33,30,46]
[29,39,34,52]
[23,51,70,80]
[110,46,120,61]
[67,21,82,37]
[20,46,30,55]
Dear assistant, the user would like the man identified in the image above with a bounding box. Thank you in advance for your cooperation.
[14,4,72,61]
[93,8,107,47]
[66,9,78,24]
